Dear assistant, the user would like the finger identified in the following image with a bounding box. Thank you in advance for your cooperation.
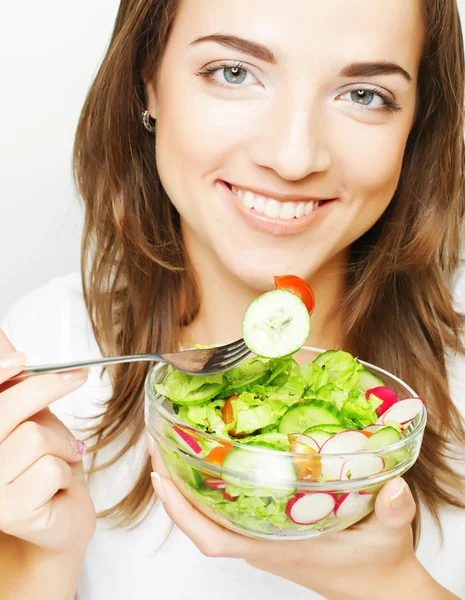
[147,435,171,478]
[0,455,73,531]
[374,478,416,529]
[0,421,85,486]
[150,472,258,559]
[0,331,25,384]
[0,370,88,443]
[0,330,16,354]
[0,352,26,385]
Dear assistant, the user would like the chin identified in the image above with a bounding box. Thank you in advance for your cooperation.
[216,245,323,291]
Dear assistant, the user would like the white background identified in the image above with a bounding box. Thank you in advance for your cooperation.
[1,0,465,317]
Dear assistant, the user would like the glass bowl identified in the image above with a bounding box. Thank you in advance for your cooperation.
[145,347,426,540]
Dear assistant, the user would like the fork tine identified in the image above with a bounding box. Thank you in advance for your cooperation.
[210,345,252,370]
[218,338,248,353]
[215,340,249,361]
[218,349,253,370]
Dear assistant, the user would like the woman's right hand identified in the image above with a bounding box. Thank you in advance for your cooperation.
[0,330,96,552]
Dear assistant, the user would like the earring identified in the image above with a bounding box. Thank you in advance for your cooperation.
[142,110,156,133]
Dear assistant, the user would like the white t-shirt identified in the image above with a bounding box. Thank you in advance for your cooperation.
[2,272,465,600]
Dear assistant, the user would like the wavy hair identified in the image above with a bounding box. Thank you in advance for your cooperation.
[73,0,465,539]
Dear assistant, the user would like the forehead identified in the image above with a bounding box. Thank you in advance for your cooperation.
[172,0,424,73]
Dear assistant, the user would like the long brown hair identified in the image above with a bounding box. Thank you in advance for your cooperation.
[74,0,465,538]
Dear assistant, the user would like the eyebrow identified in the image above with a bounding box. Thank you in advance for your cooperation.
[190,34,412,82]
[339,62,412,82]
[190,34,278,64]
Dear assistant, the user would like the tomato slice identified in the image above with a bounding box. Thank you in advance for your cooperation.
[359,430,373,438]
[274,275,315,315]
[222,395,244,437]
[222,395,237,425]
[205,443,233,466]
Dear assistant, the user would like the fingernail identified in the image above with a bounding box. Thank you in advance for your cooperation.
[0,352,25,370]
[61,370,88,383]
[151,472,167,503]
[390,479,408,510]
[70,439,86,455]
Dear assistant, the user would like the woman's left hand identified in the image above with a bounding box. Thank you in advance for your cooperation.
[148,437,437,600]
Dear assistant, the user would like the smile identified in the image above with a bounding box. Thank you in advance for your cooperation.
[230,186,324,220]
[219,181,336,236]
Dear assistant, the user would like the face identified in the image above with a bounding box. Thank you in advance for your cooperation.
[146,0,424,292]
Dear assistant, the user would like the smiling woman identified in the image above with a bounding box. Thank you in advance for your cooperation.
[1,0,465,599]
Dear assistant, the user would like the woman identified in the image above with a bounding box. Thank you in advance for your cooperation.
[1,0,464,598]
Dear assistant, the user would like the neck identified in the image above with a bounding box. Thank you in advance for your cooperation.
[180,225,348,352]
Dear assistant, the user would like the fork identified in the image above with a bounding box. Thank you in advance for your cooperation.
[12,339,253,381]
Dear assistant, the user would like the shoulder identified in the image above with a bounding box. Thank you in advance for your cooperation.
[1,273,98,363]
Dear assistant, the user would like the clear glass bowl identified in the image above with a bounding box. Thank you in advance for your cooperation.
[145,347,426,540]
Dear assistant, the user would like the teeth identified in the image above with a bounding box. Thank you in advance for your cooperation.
[243,191,255,209]
[280,202,297,220]
[264,199,281,218]
[295,202,305,218]
[304,202,314,215]
[230,185,319,219]
[253,195,266,213]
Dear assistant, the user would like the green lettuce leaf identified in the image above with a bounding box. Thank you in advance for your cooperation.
[231,392,290,434]
[177,398,228,436]
[154,370,225,405]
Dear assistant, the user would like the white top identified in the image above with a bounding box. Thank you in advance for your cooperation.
[2,272,465,600]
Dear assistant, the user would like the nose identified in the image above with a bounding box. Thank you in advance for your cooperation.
[249,96,331,181]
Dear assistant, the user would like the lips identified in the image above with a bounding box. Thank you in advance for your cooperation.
[219,180,335,236]
[226,183,333,221]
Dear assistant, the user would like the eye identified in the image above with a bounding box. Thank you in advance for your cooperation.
[197,62,260,89]
[339,87,401,112]
[349,89,383,108]
[223,66,248,85]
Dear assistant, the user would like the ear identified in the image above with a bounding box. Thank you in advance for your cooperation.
[142,66,158,119]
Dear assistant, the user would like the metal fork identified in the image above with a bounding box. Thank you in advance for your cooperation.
[12,339,253,380]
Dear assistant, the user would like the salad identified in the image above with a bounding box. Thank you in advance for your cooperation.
[150,276,425,536]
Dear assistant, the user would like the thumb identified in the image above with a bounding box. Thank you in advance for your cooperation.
[374,478,416,529]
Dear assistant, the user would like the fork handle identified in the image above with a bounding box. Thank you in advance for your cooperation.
[10,354,161,382]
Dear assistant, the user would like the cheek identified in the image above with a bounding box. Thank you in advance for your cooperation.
[155,78,261,189]
[336,122,408,210]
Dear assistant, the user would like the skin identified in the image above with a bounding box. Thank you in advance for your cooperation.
[146,0,457,597]
[0,0,459,597]
[146,0,421,349]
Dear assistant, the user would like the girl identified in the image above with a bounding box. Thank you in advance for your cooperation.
[1,0,464,598]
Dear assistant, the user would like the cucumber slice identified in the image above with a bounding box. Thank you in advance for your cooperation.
[278,401,344,434]
[242,432,291,451]
[313,350,337,367]
[242,289,310,358]
[221,447,296,495]
[305,424,346,435]
[221,359,269,396]
[357,370,384,393]
[162,448,204,489]
[362,426,402,450]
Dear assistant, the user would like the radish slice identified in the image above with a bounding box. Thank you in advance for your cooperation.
[320,431,368,454]
[335,492,373,519]
[223,490,239,502]
[286,492,336,525]
[363,424,384,434]
[340,455,385,480]
[173,426,203,455]
[381,398,424,427]
[307,431,331,447]
[289,433,320,453]
[204,479,227,490]
[320,456,346,480]
[366,386,399,416]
